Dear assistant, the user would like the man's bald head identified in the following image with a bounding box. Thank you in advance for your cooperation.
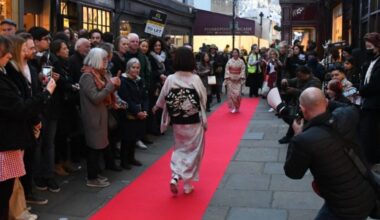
[299,88,328,120]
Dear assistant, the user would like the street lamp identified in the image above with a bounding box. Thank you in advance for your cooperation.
[232,0,237,49]
[258,11,264,47]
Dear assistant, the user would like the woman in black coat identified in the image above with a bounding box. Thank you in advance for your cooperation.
[118,58,148,169]
[50,39,79,175]
[147,37,170,135]
[359,32,380,164]
[0,35,56,220]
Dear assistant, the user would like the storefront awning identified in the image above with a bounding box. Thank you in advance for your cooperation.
[193,10,255,35]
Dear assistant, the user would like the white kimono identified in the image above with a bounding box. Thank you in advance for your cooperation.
[156,71,207,182]
[225,58,246,111]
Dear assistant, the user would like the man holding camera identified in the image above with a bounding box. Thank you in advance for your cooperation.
[278,66,321,144]
[284,87,376,220]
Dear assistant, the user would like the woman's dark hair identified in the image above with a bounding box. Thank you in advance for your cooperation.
[344,57,356,66]
[293,44,304,53]
[200,52,210,65]
[231,48,240,56]
[50,39,67,55]
[173,47,195,72]
[148,37,165,53]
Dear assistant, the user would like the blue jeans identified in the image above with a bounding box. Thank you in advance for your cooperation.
[35,119,57,178]
[315,203,367,220]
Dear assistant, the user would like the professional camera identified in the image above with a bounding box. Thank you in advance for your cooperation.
[267,88,302,124]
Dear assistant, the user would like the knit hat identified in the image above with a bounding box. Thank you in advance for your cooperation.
[364,32,380,48]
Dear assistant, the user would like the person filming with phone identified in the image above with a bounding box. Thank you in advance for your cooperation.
[284,87,376,220]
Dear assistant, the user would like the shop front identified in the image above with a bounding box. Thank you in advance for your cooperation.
[115,0,194,46]
[58,0,114,33]
[193,9,263,53]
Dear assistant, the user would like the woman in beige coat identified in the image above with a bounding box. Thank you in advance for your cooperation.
[79,48,120,188]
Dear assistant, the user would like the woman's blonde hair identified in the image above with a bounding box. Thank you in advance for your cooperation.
[8,35,26,74]
[268,48,279,58]
[83,48,108,70]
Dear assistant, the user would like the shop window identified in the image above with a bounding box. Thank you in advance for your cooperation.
[60,0,79,31]
[0,0,11,21]
[83,6,111,33]
[292,27,316,48]
[332,4,343,43]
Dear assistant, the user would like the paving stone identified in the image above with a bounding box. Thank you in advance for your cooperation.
[210,189,272,208]
[226,161,263,174]
[263,162,285,174]
[236,148,279,162]
[270,175,314,192]
[278,148,288,162]
[202,206,230,220]
[272,192,323,209]
[227,207,287,220]
[288,209,319,220]
[242,132,265,140]
[49,192,108,217]
[224,174,270,190]
[240,140,283,148]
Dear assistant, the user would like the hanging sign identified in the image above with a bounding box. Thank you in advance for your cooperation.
[144,10,167,37]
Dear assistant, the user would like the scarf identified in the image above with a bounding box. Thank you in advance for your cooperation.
[82,65,116,108]
[150,51,166,72]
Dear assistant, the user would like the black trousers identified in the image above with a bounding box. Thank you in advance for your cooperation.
[86,147,102,180]
[360,109,380,164]
[246,73,263,97]
[0,178,15,220]
[20,146,34,196]
[120,140,136,167]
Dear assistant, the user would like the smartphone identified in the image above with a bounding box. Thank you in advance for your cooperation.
[42,66,52,80]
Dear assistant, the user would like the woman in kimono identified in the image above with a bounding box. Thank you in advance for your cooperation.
[225,48,246,113]
[153,47,207,195]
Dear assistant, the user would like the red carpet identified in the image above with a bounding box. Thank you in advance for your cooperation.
[91,98,260,220]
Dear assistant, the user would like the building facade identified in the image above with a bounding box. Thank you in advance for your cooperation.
[360,0,380,45]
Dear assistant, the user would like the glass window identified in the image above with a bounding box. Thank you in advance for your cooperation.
[82,6,111,31]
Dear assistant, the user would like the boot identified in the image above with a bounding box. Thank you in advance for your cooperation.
[54,163,69,176]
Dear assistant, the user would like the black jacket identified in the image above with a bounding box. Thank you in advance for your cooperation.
[0,70,51,151]
[110,52,126,77]
[360,57,380,110]
[68,51,85,84]
[285,106,376,219]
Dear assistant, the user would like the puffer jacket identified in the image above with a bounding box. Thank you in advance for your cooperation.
[284,105,376,219]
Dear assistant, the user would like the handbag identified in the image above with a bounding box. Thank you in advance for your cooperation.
[9,178,27,219]
[207,75,216,85]
[320,125,380,218]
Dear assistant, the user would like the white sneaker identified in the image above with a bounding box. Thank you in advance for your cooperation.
[136,140,148,150]
[268,108,274,112]
[16,210,38,220]
[230,108,236,113]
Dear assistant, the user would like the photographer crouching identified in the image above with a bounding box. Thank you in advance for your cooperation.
[283,87,376,219]
[277,66,321,144]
